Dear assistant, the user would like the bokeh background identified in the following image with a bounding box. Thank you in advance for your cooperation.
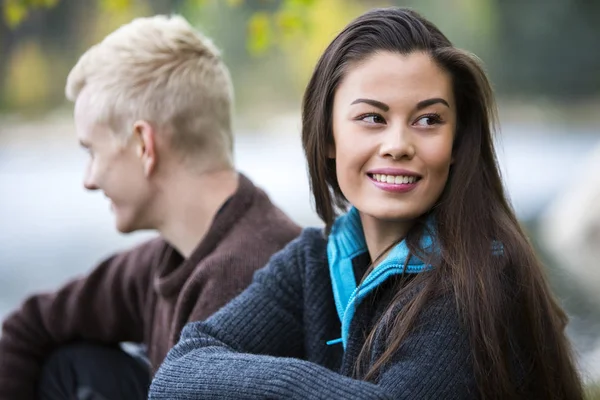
[1,0,599,394]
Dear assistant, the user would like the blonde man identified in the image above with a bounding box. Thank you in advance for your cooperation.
[0,15,300,400]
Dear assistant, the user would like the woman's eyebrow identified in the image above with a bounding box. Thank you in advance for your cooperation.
[350,98,389,111]
[350,97,450,112]
[416,98,450,110]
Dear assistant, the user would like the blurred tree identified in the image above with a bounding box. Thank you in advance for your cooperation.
[2,0,317,53]
[3,0,59,28]
[2,0,600,113]
[1,0,100,110]
[0,0,326,112]
[4,39,50,110]
[280,0,367,90]
[491,0,600,99]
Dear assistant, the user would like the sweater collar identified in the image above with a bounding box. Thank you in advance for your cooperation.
[154,173,257,297]
[326,207,435,348]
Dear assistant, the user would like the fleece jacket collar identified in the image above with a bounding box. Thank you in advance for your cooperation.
[326,207,435,349]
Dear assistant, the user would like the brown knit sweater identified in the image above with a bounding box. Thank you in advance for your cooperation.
[0,174,301,399]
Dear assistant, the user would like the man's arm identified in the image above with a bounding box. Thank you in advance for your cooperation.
[0,238,161,399]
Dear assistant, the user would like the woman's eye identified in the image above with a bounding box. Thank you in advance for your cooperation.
[359,114,385,124]
[414,114,442,127]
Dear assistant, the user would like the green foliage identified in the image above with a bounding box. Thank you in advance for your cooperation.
[3,0,58,28]
[2,0,316,55]
[246,0,315,55]
[99,0,134,13]
[586,382,600,400]
[3,0,600,107]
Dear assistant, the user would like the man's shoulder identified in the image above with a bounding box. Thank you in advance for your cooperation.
[227,182,303,245]
[123,236,167,254]
[108,236,168,269]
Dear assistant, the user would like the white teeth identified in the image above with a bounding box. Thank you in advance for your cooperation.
[373,174,417,184]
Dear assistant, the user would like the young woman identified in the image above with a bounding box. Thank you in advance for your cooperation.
[149,7,583,399]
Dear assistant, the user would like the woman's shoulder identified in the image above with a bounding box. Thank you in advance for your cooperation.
[299,226,328,246]
[278,227,329,268]
[259,227,329,275]
[251,227,331,299]
[282,227,328,255]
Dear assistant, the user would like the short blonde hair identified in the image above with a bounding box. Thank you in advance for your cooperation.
[66,15,234,166]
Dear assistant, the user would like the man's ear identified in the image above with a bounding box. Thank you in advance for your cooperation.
[132,120,157,177]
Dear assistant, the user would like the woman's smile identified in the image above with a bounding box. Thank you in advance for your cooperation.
[366,168,422,193]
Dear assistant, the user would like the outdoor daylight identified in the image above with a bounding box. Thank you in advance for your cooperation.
[1,0,599,398]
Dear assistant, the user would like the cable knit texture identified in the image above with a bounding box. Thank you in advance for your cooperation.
[0,174,301,400]
[149,228,481,399]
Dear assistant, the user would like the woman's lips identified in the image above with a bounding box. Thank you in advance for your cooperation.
[367,172,421,193]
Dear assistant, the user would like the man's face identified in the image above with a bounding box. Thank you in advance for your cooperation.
[74,89,155,233]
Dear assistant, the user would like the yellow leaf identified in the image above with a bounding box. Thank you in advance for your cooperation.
[282,0,365,90]
[29,0,59,7]
[89,0,150,45]
[3,1,28,28]
[284,0,317,6]
[41,0,60,7]
[226,0,244,7]
[247,12,272,56]
[276,10,302,33]
[273,9,305,46]
[99,0,133,13]
[3,40,51,109]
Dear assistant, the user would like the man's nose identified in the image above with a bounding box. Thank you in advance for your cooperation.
[83,165,99,191]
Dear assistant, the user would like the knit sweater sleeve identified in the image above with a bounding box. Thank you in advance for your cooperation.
[0,238,160,400]
[149,230,476,400]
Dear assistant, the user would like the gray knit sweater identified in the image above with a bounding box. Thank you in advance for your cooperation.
[149,228,479,399]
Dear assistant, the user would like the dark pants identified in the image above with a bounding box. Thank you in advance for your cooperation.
[38,343,151,400]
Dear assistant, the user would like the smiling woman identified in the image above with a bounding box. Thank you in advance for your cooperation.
[148,7,584,400]
[331,51,455,252]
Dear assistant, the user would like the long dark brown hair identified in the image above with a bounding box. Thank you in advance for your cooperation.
[301,7,583,399]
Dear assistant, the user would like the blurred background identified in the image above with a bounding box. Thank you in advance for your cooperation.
[1,0,599,394]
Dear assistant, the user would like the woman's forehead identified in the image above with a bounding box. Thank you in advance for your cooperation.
[334,52,454,109]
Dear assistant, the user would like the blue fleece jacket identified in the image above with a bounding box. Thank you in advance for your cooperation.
[327,207,433,348]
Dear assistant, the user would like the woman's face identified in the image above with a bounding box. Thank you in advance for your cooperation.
[331,51,456,236]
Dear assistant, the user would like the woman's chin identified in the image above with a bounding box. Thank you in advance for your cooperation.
[358,203,422,224]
